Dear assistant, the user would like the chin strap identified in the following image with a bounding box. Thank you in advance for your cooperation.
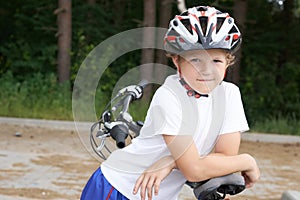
[179,78,209,99]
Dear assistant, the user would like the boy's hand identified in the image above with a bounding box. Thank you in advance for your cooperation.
[242,155,260,188]
[133,156,175,200]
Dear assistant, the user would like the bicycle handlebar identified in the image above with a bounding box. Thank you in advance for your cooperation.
[108,122,129,148]
[90,80,149,158]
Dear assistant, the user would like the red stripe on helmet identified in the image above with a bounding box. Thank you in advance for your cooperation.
[166,36,185,43]
[191,25,197,34]
[176,15,184,20]
[209,12,216,18]
[207,12,216,24]
[189,13,200,23]
[233,34,240,40]
[211,24,217,32]
[200,11,206,16]
[166,36,176,41]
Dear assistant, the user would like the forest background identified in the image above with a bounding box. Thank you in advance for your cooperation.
[0,0,299,135]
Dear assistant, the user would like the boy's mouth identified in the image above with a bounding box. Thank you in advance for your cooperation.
[196,78,214,82]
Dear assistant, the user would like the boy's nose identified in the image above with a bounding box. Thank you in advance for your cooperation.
[197,62,212,74]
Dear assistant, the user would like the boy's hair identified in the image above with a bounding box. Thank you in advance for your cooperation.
[226,53,235,66]
[164,6,242,55]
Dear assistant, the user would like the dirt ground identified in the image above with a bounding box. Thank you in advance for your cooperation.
[0,123,299,200]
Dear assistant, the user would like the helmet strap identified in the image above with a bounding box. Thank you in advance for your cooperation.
[179,78,209,98]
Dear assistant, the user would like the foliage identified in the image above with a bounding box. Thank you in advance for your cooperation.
[251,116,300,135]
[0,0,143,119]
[0,0,57,79]
[241,0,300,127]
[0,71,72,119]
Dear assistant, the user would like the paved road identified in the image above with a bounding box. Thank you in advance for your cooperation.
[1,117,300,200]
[1,117,300,144]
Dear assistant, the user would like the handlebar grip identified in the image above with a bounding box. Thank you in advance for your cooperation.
[137,79,149,89]
[110,124,129,148]
[130,79,149,100]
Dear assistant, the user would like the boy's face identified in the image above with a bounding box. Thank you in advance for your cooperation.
[174,49,229,94]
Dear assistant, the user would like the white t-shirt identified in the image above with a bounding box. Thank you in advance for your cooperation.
[101,74,249,200]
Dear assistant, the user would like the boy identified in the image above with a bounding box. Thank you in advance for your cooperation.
[81,5,260,200]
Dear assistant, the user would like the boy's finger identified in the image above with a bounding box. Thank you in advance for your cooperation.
[133,174,144,194]
[146,176,156,200]
[154,179,161,195]
[140,175,151,200]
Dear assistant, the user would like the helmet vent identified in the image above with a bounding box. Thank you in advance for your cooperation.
[216,18,226,33]
[173,20,179,26]
[228,26,238,34]
[164,6,242,53]
[182,19,193,34]
[199,17,208,35]
[197,6,207,12]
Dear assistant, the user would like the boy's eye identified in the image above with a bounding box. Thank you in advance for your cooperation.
[213,59,224,63]
[190,58,201,62]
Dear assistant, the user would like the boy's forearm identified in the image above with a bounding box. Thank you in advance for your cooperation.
[147,155,176,172]
[187,153,255,182]
[156,152,249,173]
[151,153,257,184]
[209,151,238,157]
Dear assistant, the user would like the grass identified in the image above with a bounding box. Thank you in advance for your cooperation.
[250,117,300,136]
[0,72,73,120]
[0,71,149,122]
[0,72,299,135]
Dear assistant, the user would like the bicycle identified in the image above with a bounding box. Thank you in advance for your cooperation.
[90,81,246,200]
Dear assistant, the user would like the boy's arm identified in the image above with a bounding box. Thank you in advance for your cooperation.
[133,132,258,200]
[213,132,241,156]
[164,134,259,183]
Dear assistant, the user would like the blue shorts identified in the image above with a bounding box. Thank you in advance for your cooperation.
[81,167,129,200]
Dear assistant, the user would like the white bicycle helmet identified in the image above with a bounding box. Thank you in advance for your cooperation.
[164,6,242,54]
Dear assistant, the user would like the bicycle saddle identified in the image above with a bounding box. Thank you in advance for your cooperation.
[186,173,245,200]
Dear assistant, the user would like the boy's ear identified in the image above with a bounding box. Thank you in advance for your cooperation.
[171,55,180,70]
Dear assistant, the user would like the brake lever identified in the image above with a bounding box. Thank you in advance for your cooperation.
[91,80,148,159]
[102,110,111,123]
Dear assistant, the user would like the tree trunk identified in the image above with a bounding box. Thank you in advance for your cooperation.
[140,0,156,99]
[56,0,72,83]
[155,0,173,83]
[226,0,248,86]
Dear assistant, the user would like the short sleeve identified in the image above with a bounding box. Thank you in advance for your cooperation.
[139,87,183,137]
[219,83,249,134]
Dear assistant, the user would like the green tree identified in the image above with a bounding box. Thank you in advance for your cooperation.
[241,0,300,125]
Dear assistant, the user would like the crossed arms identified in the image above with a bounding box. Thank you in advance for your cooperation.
[133,132,260,200]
